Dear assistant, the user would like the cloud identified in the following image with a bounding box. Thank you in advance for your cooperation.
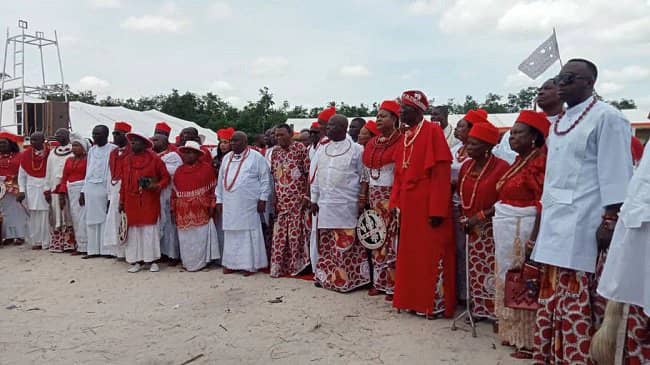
[406,0,443,15]
[251,57,289,76]
[209,80,233,92]
[90,0,121,8]
[339,65,371,78]
[598,82,624,96]
[401,69,420,80]
[504,71,538,90]
[439,0,514,33]
[593,16,650,44]
[209,1,233,19]
[77,76,110,91]
[225,96,243,107]
[121,15,188,33]
[603,65,650,83]
[497,1,585,35]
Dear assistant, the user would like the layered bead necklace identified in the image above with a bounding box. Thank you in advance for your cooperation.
[495,148,539,191]
[368,130,399,180]
[459,155,494,211]
[402,121,425,168]
[553,96,597,136]
[224,147,250,192]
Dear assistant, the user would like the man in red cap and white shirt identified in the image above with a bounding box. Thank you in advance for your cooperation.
[120,132,170,273]
[81,125,117,258]
[151,122,183,265]
[389,90,456,318]
[102,121,132,258]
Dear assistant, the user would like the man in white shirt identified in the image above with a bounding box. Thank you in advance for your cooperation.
[44,128,74,252]
[217,131,271,276]
[430,105,458,148]
[531,59,633,364]
[310,114,370,292]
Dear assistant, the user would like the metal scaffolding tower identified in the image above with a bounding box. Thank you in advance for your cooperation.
[0,19,68,135]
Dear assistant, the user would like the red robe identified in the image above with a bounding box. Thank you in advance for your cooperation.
[19,146,49,178]
[119,150,170,227]
[0,152,21,178]
[389,120,456,317]
[55,157,87,193]
[109,145,131,182]
[172,161,217,229]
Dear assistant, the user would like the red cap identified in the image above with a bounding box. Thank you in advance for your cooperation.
[468,122,500,145]
[401,90,429,112]
[317,106,336,123]
[126,132,153,149]
[154,121,172,136]
[379,100,401,117]
[175,135,181,143]
[310,121,320,129]
[217,127,235,141]
[0,131,20,144]
[515,110,551,138]
[463,109,488,125]
[364,120,379,136]
[114,121,132,133]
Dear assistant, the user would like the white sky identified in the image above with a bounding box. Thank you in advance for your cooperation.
[2,0,649,111]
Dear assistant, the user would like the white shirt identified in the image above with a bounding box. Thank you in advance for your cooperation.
[492,130,517,165]
[216,148,271,230]
[311,138,364,229]
[82,143,116,193]
[45,145,73,192]
[159,150,183,176]
[532,98,633,273]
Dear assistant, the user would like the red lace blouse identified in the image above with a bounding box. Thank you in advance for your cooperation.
[55,157,87,193]
[497,151,546,209]
[458,156,510,217]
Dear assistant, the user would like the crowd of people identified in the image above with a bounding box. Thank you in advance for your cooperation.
[0,58,648,364]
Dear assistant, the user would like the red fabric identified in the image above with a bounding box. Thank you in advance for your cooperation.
[317,107,336,123]
[154,121,171,135]
[458,156,510,216]
[497,151,546,208]
[516,110,551,137]
[114,121,132,133]
[55,157,87,193]
[401,90,429,111]
[310,121,319,129]
[379,100,401,117]
[362,133,402,169]
[119,151,170,226]
[0,152,21,178]
[172,161,216,229]
[126,132,153,149]
[217,127,235,141]
[463,108,488,125]
[200,146,212,164]
[625,305,650,364]
[632,136,644,165]
[468,121,499,145]
[109,145,131,182]
[315,229,370,292]
[390,121,456,317]
[0,132,20,144]
[364,120,379,136]
[20,146,49,178]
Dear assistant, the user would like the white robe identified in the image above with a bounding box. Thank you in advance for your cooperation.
[125,224,161,264]
[18,166,50,247]
[178,222,221,272]
[492,130,517,165]
[159,150,183,259]
[598,143,650,316]
[308,142,323,268]
[311,138,363,229]
[67,180,88,252]
[45,145,74,228]
[532,99,632,273]
[83,143,116,255]
[217,148,271,271]
[0,176,28,240]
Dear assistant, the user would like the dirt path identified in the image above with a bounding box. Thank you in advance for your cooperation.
[0,245,520,365]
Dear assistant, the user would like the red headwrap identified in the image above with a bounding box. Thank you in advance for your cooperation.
[515,110,551,138]
[310,121,320,129]
[126,132,153,149]
[463,109,488,125]
[154,121,172,136]
[0,131,19,144]
[401,90,429,112]
[317,106,336,123]
[364,120,379,136]
[114,121,132,133]
[468,122,499,145]
[379,100,401,117]
[217,127,235,141]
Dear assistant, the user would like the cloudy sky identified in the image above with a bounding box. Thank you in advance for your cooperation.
[3,0,649,110]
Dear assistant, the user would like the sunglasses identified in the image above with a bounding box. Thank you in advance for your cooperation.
[555,73,591,85]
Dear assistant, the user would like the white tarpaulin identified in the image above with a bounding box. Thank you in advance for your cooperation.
[0,97,218,145]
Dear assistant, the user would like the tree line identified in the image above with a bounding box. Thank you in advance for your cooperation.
[2,86,638,135]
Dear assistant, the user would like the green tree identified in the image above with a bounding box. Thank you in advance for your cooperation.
[609,98,637,110]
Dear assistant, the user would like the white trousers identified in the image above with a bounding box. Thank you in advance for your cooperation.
[125,224,161,264]
[28,210,50,248]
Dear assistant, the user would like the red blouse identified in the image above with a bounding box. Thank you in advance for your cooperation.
[55,157,87,193]
[0,152,21,178]
[497,150,546,208]
[458,156,510,217]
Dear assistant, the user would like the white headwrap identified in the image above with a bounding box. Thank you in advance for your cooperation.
[70,133,91,152]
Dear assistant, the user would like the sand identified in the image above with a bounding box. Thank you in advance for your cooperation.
[0,245,522,365]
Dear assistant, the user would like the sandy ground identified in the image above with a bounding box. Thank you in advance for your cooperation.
[0,245,522,365]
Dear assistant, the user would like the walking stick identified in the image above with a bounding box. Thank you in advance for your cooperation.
[451,233,477,337]
[590,300,625,365]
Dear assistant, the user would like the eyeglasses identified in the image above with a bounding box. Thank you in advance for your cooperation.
[555,73,591,85]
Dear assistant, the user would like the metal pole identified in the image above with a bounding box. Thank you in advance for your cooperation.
[20,26,25,135]
[39,39,46,101]
[54,30,67,102]
[553,27,563,68]
[0,28,9,129]
[450,233,477,337]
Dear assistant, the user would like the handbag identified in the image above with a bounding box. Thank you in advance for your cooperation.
[504,262,542,311]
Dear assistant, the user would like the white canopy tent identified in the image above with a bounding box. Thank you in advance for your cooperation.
[0,97,218,145]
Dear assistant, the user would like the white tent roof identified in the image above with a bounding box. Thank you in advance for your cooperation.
[0,97,218,145]
[287,109,650,133]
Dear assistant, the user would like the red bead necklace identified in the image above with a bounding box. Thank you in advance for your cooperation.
[368,130,399,180]
[459,155,494,211]
[224,147,250,192]
[553,97,597,136]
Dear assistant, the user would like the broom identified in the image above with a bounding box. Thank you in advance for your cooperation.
[590,300,624,365]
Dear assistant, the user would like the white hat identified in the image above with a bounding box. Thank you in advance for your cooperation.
[178,140,204,155]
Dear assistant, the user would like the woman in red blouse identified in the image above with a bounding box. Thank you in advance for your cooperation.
[0,132,27,245]
[458,121,510,321]
[56,138,89,255]
[491,111,549,359]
